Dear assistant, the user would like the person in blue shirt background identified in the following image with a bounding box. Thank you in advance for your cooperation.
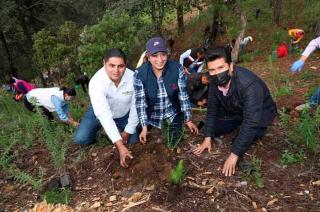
[24,87,79,126]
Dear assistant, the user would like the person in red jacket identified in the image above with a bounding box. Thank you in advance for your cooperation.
[8,77,36,101]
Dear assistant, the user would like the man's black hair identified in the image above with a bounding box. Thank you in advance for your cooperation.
[60,87,76,96]
[103,48,127,64]
[205,46,232,64]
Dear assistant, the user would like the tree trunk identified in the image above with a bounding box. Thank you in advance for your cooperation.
[0,30,14,75]
[14,0,33,49]
[315,20,320,37]
[231,0,247,63]
[176,0,184,34]
[273,0,282,27]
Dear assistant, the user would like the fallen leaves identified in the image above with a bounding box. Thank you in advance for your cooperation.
[311,180,320,186]
[266,198,278,206]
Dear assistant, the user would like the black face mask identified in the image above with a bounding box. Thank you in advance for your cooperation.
[209,70,231,86]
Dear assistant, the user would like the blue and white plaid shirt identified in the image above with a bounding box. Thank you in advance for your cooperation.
[134,65,191,128]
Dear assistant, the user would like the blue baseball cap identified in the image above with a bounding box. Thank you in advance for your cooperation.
[146,37,167,55]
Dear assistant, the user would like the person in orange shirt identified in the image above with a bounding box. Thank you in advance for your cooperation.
[288,29,304,53]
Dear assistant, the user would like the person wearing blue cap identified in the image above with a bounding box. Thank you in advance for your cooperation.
[134,36,199,145]
[290,36,320,111]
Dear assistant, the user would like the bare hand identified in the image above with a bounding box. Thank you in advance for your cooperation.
[222,153,239,176]
[192,138,212,156]
[69,119,79,127]
[186,121,199,135]
[120,132,130,144]
[139,126,148,144]
[116,141,133,168]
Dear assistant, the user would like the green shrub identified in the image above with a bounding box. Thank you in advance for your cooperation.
[242,156,264,188]
[43,188,72,205]
[280,150,304,165]
[77,11,147,76]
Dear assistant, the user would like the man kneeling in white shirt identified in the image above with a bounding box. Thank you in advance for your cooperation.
[74,48,139,168]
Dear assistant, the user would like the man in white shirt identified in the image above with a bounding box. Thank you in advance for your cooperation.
[74,48,139,168]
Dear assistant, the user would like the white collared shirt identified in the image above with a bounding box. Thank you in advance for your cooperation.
[89,67,139,143]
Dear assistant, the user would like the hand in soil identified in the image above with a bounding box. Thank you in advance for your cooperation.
[115,141,133,168]
[185,121,199,135]
[222,152,239,176]
[139,126,148,144]
[192,138,211,156]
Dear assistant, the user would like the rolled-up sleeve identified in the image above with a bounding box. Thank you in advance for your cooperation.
[89,81,121,143]
[179,49,191,66]
[177,66,191,122]
[302,36,320,57]
[51,95,69,122]
[133,72,148,127]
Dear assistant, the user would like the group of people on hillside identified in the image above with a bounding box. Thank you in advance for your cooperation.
[6,33,319,176]
[74,36,277,176]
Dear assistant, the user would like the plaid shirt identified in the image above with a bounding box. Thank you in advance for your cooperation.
[134,65,191,128]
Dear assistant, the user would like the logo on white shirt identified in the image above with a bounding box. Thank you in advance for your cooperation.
[122,91,133,95]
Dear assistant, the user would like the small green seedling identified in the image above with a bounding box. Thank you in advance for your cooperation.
[43,188,72,205]
[170,160,185,185]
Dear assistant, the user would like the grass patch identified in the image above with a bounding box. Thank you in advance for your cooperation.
[280,150,305,165]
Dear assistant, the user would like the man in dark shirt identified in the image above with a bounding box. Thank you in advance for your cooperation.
[192,46,277,176]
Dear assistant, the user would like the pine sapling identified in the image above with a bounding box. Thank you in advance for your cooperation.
[170,160,185,185]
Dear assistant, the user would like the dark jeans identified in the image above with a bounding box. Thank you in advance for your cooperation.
[23,96,54,120]
[213,118,267,141]
[309,86,320,106]
[74,107,139,145]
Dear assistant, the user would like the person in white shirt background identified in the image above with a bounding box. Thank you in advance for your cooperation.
[179,48,205,75]
[74,48,140,168]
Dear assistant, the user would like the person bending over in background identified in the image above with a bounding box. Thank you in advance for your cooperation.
[179,47,205,75]
[290,36,320,111]
[74,48,140,168]
[8,77,36,101]
[192,46,277,176]
[25,87,79,126]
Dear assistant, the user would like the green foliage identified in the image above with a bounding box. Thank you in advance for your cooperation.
[300,71,317,81]
[170,160,184,185]
[43,188,72,205]
[297,108,320,150]
[289,107,320,151]
[280,150,305,165]
[276,81,293,97]
[278,108,290,128]
[242,156,264,188]
[270,29,288,50]
[77,11,144,76]
[162,120,185,149]
[33,21,81,79]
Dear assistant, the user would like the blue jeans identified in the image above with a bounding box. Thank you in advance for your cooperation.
[74,107,139,145]
[309,87,320,106]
